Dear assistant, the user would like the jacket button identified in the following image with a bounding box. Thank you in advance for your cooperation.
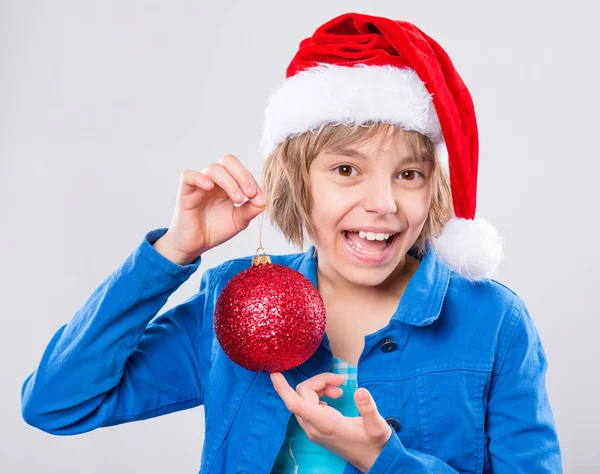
[385,417,401,433]
[379,337,398,353]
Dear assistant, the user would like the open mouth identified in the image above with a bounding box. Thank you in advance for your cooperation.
[342,230,398,255]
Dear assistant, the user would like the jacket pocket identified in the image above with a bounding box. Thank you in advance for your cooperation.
[415,359,492,474]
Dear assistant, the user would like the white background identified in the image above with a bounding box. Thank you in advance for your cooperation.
[2,1,598,472]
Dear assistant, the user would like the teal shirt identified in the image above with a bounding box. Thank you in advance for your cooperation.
[271,356,360,473]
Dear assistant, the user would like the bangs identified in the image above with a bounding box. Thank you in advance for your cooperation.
[305,121,436,167]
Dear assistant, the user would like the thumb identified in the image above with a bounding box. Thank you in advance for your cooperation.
[233,200,266,229]
[355,388,392,441]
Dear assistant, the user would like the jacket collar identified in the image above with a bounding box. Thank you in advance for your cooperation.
[294,242,450,328]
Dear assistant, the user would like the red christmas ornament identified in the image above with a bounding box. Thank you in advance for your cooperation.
[214,253,326,373]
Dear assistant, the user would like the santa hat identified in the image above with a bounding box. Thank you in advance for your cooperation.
[259,12,503,281]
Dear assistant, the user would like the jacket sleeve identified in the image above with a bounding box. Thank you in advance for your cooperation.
[21,227,219,435]
[345,300,563,474]
[486,300,563,472]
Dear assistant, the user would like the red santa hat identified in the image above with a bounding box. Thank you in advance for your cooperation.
[259,12,504,281]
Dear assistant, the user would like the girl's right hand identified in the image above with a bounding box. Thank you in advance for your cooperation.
[158,154,266,265]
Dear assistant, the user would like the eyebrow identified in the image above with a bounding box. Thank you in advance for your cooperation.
[322,148,432,165]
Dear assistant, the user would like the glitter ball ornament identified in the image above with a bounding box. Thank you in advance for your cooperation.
[214,253,326,373]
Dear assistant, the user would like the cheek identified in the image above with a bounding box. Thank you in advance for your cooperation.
[400,191,432,224]
[311,197,347,226]
[310,180,351,217]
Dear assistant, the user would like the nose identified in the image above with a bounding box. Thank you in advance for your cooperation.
[362,179,397,215]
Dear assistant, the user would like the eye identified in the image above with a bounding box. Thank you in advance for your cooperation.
[399,170,424,181]
[333,164,358,177]
[332,166,424,180]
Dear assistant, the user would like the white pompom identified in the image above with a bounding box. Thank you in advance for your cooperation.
[432,217,504,282]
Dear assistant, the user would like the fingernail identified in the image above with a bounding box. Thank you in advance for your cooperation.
[255,193,265,205]
[236,191,244,201]
[357,390,369,403]
[248,184,256,195]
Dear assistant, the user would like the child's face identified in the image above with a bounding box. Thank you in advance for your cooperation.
[307,129,434,289]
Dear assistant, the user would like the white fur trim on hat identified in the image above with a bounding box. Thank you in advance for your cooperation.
[259,63,444,159]
[433,217,504,281]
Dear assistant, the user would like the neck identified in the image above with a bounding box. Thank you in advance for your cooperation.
[315,250,418,301]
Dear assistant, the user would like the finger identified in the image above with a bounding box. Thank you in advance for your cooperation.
[270,372,315,420]
[296,373,346,402]
[354,388,392,442]
[316,386,343,399]
[202,162,246,204]
[181,169,215,195]
[232,199,266,231]
[218,154,265,207]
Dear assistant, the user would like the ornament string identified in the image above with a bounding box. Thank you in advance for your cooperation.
[257,206,264,255]
[253,205,270,265]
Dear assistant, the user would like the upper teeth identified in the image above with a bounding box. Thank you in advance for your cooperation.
[356,231,394,241]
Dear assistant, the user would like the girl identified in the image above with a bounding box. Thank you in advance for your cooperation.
[21,12,562,474]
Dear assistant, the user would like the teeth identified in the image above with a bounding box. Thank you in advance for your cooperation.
[357,231,392,241]
[344,230,396,255]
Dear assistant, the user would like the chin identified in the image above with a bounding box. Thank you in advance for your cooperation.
[340,269,395,288]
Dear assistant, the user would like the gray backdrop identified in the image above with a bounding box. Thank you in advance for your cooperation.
[2,1,598,472]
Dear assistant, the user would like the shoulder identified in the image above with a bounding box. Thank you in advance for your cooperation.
[447,273,550,379]
[442,270,531,365]
[446,269,526,318]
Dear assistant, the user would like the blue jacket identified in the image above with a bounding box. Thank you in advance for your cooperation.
[21,227,563,473]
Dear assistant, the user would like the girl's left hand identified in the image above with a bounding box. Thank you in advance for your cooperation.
[270,371,393,473]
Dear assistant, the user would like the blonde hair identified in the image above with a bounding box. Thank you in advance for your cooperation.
[261,121,454,257]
